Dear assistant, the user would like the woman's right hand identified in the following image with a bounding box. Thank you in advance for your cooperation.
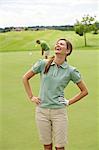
[30,96,41,105]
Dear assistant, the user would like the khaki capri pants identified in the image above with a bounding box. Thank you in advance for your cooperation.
[35,107,68,147]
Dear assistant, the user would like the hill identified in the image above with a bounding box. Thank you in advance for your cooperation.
[0,30,99,52]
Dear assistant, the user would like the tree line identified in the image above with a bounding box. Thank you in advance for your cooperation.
[0,15,99,47]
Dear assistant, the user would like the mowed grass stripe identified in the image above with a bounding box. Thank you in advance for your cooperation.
[0,30,99,52]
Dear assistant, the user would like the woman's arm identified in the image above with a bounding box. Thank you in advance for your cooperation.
[22,70,41,105]
[69,80,88,105]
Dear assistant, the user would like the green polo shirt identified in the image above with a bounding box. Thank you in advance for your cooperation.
[32,59,82,109]
[41,41,50,51]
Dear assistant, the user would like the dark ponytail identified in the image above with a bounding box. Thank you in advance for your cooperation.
[66,40,72,56]
[44,56,55,74]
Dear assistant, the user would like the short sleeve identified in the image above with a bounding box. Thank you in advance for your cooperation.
[31,59,46,74]
[70,68,82,83]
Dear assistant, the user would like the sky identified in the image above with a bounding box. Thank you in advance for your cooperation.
[0,0,99,27]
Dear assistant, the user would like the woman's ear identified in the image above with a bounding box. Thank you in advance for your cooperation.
[66,49,70,55]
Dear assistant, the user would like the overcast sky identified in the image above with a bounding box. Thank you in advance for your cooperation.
[0,0,98,27]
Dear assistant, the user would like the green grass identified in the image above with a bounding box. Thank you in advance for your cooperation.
[0,30,99,52]
[0,50,99,150]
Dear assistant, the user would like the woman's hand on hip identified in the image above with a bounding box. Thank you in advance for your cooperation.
[30,96,41,105]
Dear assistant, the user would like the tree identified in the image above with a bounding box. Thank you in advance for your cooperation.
[92,21,99,34]
[74,15,98,46]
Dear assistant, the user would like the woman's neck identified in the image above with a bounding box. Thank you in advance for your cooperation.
[54,55,66,66]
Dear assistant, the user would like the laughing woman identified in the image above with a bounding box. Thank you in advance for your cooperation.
[23,38,88,150]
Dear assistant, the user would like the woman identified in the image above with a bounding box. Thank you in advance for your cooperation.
[23,39,88,150]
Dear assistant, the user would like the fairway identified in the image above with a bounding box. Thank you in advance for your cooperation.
[0,30,99,52]
[0,50,99,150]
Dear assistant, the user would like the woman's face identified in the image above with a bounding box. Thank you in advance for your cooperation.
[54,40,67,55]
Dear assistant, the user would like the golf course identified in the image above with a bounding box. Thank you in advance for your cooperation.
[0,30,99,150]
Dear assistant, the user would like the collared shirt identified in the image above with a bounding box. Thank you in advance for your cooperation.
[32,59,82,109]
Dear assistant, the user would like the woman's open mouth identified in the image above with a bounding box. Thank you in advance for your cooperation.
[55,47,61,51]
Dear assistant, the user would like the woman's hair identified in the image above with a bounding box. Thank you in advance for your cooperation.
[44,56,55,74]
[44,39,72,74]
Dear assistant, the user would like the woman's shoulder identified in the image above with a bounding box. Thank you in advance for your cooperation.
[32,59,47,73]
[41,59,48,65]
[35,58,47,64]
[68,64,76,71]
[68,64,80,73]
[32,59,46,68]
